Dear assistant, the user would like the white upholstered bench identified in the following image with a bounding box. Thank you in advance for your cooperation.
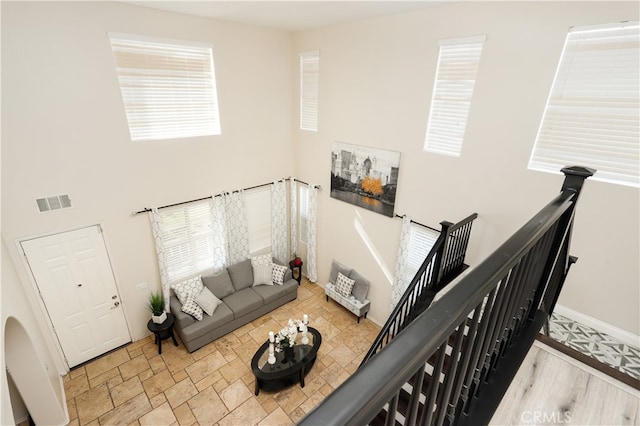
[325,260,370,323]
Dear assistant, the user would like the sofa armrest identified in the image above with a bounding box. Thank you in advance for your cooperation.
[169,295,196,329]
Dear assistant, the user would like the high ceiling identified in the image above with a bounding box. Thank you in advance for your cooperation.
[121,1,452,32]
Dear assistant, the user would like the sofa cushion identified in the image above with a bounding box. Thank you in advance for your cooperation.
[202,270,235,300]
[171,276,203,304]
[180,303,234,341]
[223,288,263,318]
[349,270,370,302]
[335,272,356,297]
[228,259,254,291]
[195,287,222,316]
[329,260,352,284]
[252,280,297,304]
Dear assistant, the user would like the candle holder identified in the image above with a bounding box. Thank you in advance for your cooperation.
[301,324,309,345]
[268,343,276,365]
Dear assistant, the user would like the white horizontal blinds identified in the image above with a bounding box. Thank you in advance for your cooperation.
[245,188,271,254]
[109,33,221,141]
[424,36,485,157]
[158,200,214,282]
[529,22,639,187]
[404,225,440,285]
[300,51,320,131]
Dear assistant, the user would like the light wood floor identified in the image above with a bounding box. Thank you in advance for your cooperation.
[61,278,639,425]
[492,340,640,425]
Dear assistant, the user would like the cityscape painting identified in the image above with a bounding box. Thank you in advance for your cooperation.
[330,141,401,217]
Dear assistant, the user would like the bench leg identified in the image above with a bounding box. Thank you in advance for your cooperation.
[326,295,329,302]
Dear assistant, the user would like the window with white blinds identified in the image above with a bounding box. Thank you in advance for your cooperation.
[529,22,639,187]
[404,225,440,285]
[424,36,485,157]
[109,33,221,142]
[157,200,215,282]
[300,51,320,131]
[245,188,271,254]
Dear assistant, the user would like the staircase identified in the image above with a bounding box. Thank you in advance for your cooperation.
[361,213,478,366]
[299,166,594,426]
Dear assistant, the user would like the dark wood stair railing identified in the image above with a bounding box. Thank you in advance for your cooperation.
[299,166,594,426]
[361,213,478,366]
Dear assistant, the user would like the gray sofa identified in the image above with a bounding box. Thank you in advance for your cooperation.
[170,259,298,352]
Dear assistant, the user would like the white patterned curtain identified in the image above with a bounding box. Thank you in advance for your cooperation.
[306,185,319,282]
[391,215,412,311]
[224,190,250,264]
[211,195,229,272]
[290,178,298,259]
[271,179,288,264]
[149,208,170,312]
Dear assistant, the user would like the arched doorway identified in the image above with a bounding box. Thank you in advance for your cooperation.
[4,317,66,425]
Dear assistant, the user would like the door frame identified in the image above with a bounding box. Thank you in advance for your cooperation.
[16,223,132,370]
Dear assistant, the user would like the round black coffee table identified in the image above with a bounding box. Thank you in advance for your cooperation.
[251,326,322,395]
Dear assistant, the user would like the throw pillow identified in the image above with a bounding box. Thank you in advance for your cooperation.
[335,272,356,297]
[329,260,353,284]
[253,264,274,286]
[272,263,288,285]
[195,287,222,316]
[251,253,274,286]
[228,259,254,291]
[202,270,235,299]
[171,276,203,305]
[349,270,370,302]
[181,293,203,321]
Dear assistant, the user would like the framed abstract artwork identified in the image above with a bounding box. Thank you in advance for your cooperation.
[330,141,401,217]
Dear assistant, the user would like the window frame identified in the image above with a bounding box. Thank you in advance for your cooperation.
[109,32,222,142]
[424,35,486,157]
[300,51,320,132]
[528,22,639,188]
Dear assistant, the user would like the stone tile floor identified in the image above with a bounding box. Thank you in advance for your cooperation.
[63,279,381,425]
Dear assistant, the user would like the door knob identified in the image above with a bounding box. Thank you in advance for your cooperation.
[114,301,120,307]
[112,295,118,300]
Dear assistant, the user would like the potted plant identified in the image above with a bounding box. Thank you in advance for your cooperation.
[292,252,302,266]
[147,291,167,324]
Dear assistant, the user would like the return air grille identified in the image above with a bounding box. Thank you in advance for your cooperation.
[36,194,72,212]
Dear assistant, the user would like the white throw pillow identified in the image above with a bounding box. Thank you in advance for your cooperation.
[171,276,203,304]
[181,293,203,321]
[195,287,222,316]
[252,264,274,286]
[335,272,356,297]
[272,264,288,285]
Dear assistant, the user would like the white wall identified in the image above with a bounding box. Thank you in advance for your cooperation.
[2,240,67,425]
[293,2,640,335]
[2,2,638,384]
[1,1,294,365]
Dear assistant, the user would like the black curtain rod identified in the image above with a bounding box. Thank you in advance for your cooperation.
[394,214,441,233]
[133,177,319,215]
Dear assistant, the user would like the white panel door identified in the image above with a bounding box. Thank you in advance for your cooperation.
[21,225,130,367]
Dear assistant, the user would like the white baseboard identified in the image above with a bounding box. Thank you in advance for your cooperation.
[554,304,640,349]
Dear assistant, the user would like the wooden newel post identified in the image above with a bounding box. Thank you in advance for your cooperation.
[434,221,453,283]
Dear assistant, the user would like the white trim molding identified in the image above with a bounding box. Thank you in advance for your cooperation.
[554,304,640,349]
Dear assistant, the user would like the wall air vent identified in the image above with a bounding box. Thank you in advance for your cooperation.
[36,194,72,212]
